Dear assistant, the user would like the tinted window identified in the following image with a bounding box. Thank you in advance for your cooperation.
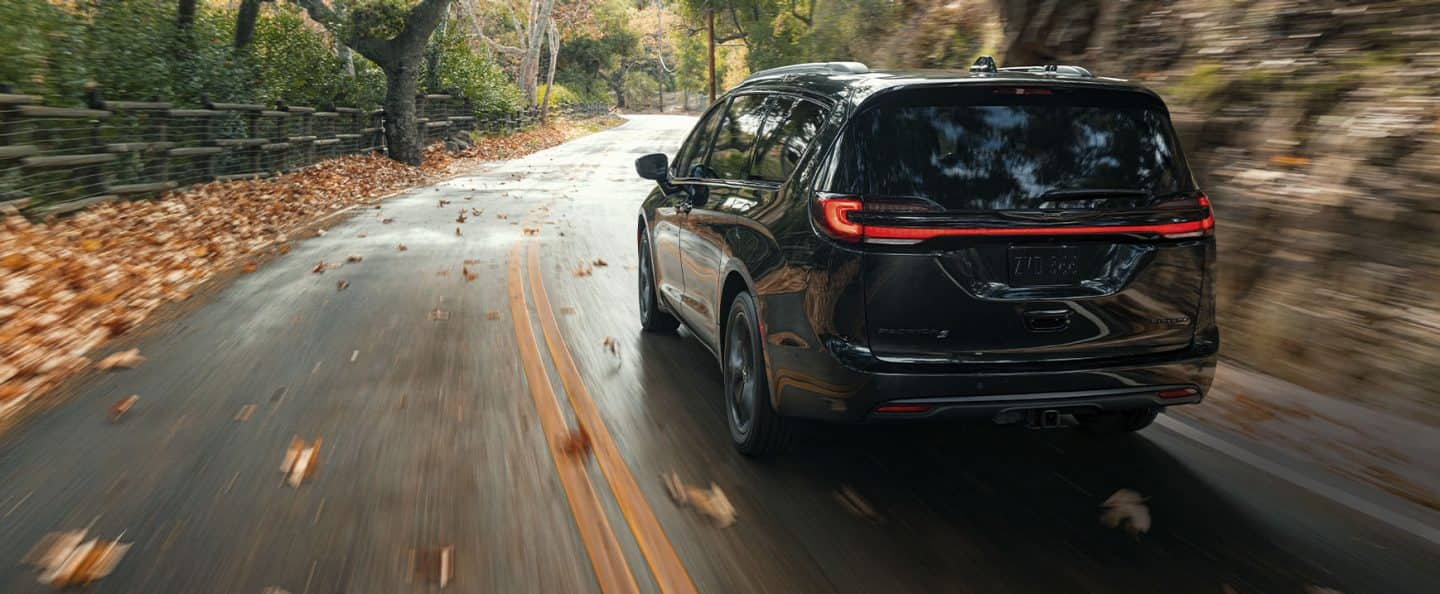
[674,103,724,178]
[750,97,826,183]
[706,94,767,180]
[833,90,1188,210]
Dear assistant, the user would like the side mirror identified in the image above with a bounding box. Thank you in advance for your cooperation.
[635,153,679,194]
[635,153,670,181]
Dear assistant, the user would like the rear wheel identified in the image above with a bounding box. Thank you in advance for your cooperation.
[1082,408,1159,434]
[724,292,792,456]
[638,229,679,333]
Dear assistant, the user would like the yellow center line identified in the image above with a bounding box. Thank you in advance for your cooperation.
[507,244,640,594]
[525,239,699,594]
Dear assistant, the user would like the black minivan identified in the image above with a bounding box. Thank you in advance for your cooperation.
[634,58,1217,455]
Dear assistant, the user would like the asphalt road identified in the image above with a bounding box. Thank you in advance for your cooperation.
[1,115,1436,594]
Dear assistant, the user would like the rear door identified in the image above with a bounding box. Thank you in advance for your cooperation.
[821,85,1213,362]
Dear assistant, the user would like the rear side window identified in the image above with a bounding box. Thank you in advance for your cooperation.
[674,103,724,178]
[706,94,768,180]
[832,88,1190,210]
[750,97,827,183]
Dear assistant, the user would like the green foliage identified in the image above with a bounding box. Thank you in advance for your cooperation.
[250,5,376,107]
[536,83,583,106]
[422,20,522,117]
[341,0,412,41]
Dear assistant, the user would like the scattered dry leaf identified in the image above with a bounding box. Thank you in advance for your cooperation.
[560,424,592,458]
[455,227,462,236]
[278,244,291,254]
[592,258,608,267]
[242,261,258,273]
[573,265,593,277]
[315,228,327,237]
[23,529,131,587]
[397,244,408,251]
[346,255,363,263]
[496,214,508,220]
[523,227,540,236]
[336,280,349,291]
[835,485,883,523]
[234,404,256,422]
[559,307,576,315]
[463,267,478,282]
[280,436,322,487]
[456,212,467,223]
[485,311,500,320]
[312,261,327,274]
[382,217,395,224]
[1100,489,1151,538]
[411,546,453,588]
[663,471,736,527]
[96,349,144,371]
[108,395,138,423]
[428,309,450,321]
[602,336,618,355]
[438,199,451,207]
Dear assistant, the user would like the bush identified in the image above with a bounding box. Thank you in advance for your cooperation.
[535,83,583,107]
[422,20,522,118]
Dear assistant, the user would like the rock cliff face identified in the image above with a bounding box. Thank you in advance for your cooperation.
[1011,0,1440,420]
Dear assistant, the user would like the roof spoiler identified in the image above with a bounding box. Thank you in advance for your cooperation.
[746,61,870,81]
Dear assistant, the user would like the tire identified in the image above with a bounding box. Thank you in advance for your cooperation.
[724,292,793,456]
[638,228,679,333]
[1082,408,1159,434]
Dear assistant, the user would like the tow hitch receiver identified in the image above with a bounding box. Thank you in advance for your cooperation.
[1028,409,1065,429]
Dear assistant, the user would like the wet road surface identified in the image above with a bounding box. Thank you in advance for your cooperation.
[1,115,1436,593]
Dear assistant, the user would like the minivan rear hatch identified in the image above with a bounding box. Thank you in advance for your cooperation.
[821,84,1211,362]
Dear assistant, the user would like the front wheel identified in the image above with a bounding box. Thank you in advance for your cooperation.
[638,229,679,333]
[724,292,793,456]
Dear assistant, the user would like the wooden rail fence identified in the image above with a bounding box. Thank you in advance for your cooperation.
[0,86,609,217]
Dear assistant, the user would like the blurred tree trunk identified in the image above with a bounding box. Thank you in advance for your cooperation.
[296,0,453,165]
[234,0,268,49]
[464,0,557,108]
[540,18,559,122]
[177,0,197,29]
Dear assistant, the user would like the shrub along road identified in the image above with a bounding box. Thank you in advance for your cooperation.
[0,116,1435,593]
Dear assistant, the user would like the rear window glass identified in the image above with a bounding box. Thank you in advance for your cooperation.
[832,89,1189,209]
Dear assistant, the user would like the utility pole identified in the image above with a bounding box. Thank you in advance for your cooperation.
[707,8,717,104]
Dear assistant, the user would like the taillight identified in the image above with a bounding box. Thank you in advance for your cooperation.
[874,404,932,414]
[818,193,1215,244]
[818,197,865,242]
[1157,387,1200,399]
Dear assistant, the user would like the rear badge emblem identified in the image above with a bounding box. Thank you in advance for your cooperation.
[1150,316,1192,327]
[878,328,950,339]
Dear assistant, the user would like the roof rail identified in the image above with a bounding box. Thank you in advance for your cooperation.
[746,61,870,81]
[998,64,1095,78]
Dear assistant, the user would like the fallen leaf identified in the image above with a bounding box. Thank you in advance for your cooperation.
[96,349,144,370]
[523,227,540,236]
[496,214,508,220]
[346,255,363,263]
[559,307,576,315]
[312,261,327,274]
[336,280,349,291]
[24,529,131,587]
[280,436,322,487]
[411,546,453,588]
[242,261,258,273]
[485,311,500,320]
[663,471,736,527]
[428,309,450,321]
[463,266,478,281]
[397,244,408,251]
[316,228,327,236]
[560,424,592,458]
[382,218,395,224]
[455,227,462,236]
[835,485,883,523]
[456,212,467,223]
[592,258,608,267]
[108,395,138,422]
[573,265,593,277]
[1100,488,1151,538]
[279,244,292,254]
[234,404,256,422]
[602,336,618,355]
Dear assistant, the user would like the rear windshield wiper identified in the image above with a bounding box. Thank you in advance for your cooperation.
[1038,189,1151,201]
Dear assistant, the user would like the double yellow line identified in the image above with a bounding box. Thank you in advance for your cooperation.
[507,236,696,594]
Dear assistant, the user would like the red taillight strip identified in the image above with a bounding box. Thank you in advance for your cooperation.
[819,196,1215,242]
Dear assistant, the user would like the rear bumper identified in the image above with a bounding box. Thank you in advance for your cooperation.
[768,340,1217,423]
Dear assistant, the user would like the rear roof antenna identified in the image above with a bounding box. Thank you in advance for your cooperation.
[970,56,998,73]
